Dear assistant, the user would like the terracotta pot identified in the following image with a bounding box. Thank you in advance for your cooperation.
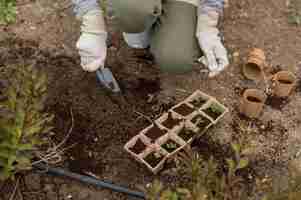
[273,71,296,97]
[243,48,266,81]
[239,89,267,118]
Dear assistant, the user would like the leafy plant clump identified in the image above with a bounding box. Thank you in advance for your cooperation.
[288,0,301,25]
[145,143,250,200]
[0,0,16,25]
[0,65,53,180]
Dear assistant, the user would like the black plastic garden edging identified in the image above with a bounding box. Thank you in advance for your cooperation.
[33,163,146,199]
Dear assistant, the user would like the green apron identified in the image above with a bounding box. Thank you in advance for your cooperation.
[111,0,202,73]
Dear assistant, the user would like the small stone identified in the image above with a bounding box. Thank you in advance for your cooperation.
[67,194,73,199]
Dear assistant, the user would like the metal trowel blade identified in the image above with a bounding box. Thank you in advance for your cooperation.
[96,68,121,93]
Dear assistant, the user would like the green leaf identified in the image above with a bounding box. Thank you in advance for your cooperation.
[226,158,236,172]
[237,158,249,170]
[231,143,241,154]
[15,156,32,170]
[17,143,33,151]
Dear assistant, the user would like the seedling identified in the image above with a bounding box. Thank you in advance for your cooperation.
[178,128,196,142]
[172,104,195,116]
[129,138,146,155]
[161,140,180,153]
[145,123,166,142]
[144,152,163,168]
[191,115,211,131]
[203,103,224,120]
[189,98,207,108]
[161,112,182,129]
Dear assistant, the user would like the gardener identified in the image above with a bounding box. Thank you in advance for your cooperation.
[72,0,229,78]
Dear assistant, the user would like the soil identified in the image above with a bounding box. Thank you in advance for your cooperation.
[178,129,196,142]
[190,98,207,108]
[278,79,294,84]
[129,139,146,155]
[266,96,290,110]
[191,115,212,130]
[161,140,180,153]
[172,103,195,116]
[1,0,301,199]
[145,124,167,142]
[144,153,163,168]
[161,112,182,129]
[247,96,262,103]
[203,106,223,120]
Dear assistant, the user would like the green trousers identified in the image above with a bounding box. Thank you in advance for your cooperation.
[111,0,202,73]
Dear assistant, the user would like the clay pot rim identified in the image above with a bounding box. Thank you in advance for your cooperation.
[274,71,296,85]
[243,89,267,104]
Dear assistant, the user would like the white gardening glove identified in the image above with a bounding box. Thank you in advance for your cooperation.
[76,9,107,72]
[197,6,229,78]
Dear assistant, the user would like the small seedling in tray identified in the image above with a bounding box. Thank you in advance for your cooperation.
[161,140,180,153]
[189,98,207,108]
[191,115,211,130]
[162,112,182,129]
[129,138,146,155]
[203,103,224,120]
[172,104,195,116]
[145,123,167,142]
[178,128,196,142]
[144,152,163,168]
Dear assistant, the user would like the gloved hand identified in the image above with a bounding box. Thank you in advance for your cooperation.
[76,9,107,72]
[196,5,229,78]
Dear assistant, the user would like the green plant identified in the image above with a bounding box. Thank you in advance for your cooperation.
[145,143,250,200]
[0,65,53,180]
[0,0,16,25]
[288,0,301,25]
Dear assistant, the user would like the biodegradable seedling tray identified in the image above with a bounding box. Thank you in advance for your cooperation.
[143,123,167,143]
[158,112,184,130]
[191,114,212,131]
[172,103,195,117]
[200,100,228,124]
[142,148,167,174]
[124,90,228,174]
[186,90,211,109]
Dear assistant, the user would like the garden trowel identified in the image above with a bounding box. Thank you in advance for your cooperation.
[96,68,121,93]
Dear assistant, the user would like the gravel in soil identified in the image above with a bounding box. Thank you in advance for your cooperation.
[266,96,290,110]
[172,103,195,116]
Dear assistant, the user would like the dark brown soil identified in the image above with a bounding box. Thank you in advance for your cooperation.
[278,79,293,84]
[161,140,180,153]
[172,104,195,116]
[191,115,211,130]
[144,153,162,168]
[266,96,290,110]
[203,107,223,120]
[189,98,207,108]
[178,129,196,141]
[0,37,169,197]
[247,96,262,103]
[161,112,182,129]
[145,124,167,142]
[129,139,146,155]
